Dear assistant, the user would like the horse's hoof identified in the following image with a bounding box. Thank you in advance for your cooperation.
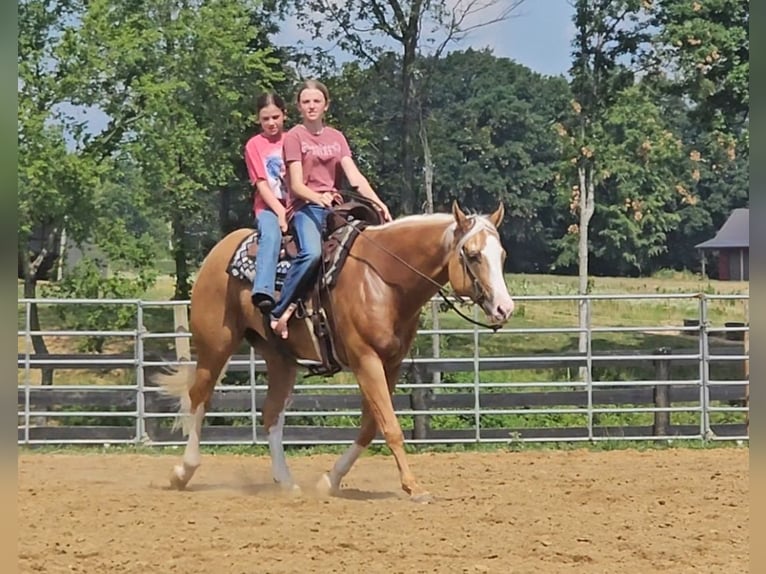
[409,492,433,504]
[169,466,189,490]
[315,472,339,497]
[284,483,302,497]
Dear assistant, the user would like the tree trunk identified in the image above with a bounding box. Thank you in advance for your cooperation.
[220,185,232,234]
[417,114,435,438]
[19,242,55,386]
[25,277,54,386]
[172,213,191,300]
[400,40,418,214]
[577,164,594,382]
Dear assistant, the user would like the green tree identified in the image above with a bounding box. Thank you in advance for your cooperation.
[423,50,572,272]
[64,0,285,298]
[654,0,748,137]
[650,0,749,274]
[18,0,105,383]
[281,0,527,215]
[557,0,695,373]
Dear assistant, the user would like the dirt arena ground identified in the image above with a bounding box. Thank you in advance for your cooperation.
[18,447,748,574]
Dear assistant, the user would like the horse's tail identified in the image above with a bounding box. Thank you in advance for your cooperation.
[153,361,230,436]
[154,365,195,435]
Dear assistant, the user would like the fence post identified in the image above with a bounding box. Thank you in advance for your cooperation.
[699,295,712,439]
[173,305,191,361]
[744,326,749,435]
[409,363,430,441]
[135,301,146,444]
[652,347,671,437]
[585,297,593,441]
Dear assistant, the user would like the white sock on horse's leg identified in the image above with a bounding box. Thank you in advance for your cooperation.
[325,443,365,492]
[171,405,204,488]
[267,409,298,491]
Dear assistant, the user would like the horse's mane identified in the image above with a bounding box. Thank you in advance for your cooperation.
[373,211,498,251]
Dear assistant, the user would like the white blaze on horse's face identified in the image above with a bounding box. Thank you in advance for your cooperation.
[449,202,515,325]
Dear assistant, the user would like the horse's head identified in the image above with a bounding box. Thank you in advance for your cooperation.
[447,201,515,325]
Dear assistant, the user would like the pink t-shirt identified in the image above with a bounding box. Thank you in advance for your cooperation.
[244,133,287,216]
[282,125,351,213]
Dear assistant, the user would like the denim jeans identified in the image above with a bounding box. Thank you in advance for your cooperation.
[252,209,282,304]
[271,203,328,319]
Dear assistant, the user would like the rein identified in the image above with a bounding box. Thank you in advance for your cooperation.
[329,199,502,332]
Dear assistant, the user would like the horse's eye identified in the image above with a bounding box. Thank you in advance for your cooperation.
[465,250,481,262]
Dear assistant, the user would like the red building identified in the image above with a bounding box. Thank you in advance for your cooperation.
[695,208,749,281]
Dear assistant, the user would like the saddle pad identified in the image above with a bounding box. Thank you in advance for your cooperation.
[227,230,292,289]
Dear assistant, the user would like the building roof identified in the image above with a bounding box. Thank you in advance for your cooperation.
[695,208,749,250]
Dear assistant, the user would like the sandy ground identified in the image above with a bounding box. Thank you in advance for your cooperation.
[18,447,748,574]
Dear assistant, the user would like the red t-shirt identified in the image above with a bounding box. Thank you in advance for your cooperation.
[244,132,287,216]
[282,125,352,213]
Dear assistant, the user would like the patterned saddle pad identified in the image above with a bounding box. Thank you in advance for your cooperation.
[227,230,292,290]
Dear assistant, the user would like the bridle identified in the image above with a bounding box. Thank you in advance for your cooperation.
[332,206,503,332]
[454,226,501,311]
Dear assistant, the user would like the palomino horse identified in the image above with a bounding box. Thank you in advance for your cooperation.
[155,201,514,502]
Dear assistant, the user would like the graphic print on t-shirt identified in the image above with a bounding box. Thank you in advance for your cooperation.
[300,141,343,160]
[264,152,286,199]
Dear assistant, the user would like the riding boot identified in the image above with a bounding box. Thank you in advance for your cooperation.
[252,292,275,314]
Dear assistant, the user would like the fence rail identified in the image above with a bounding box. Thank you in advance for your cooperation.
[17,293,750,446]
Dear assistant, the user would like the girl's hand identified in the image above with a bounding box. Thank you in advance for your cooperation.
[376,201,392,222]
[277,213,288,233]
[315,191,336,208]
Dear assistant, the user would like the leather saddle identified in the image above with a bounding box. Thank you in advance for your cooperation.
[274,198,382,262]
[266,198,383,377]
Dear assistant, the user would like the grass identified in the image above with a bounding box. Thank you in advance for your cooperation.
[17,271,749,388]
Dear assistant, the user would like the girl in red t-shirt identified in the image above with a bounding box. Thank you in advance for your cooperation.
[244,92,289,313]
[270,79,392,338]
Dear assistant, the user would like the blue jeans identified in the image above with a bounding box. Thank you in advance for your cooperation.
[252,209,282,304]
[271,203,328,319]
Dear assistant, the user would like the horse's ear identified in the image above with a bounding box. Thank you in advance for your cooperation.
[488,202,505,229]
[452,200,471,232]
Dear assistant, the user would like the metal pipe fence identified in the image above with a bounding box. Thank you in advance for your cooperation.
[17,292,750,446]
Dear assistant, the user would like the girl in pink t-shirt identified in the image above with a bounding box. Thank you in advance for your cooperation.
[269,79,392,338]
[244,92,288,313]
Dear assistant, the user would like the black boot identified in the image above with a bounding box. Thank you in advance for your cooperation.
[251,292,275,314]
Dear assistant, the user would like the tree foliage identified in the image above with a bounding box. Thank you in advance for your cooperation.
[18,0,750,310]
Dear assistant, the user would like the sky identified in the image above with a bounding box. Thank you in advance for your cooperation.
[275,0,575,78]
[430,0,574,77]
[458,0,575,76]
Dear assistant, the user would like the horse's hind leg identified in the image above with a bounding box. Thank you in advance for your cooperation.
[257,343,300,492]
[169,349,233,490]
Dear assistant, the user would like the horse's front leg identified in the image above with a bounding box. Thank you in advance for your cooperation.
[318,363,402,495]
[261,348,300,494]
[352,354,431,502]
[317,398,376,495]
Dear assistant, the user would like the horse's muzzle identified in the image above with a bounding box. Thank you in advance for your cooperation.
[483,297,514,325]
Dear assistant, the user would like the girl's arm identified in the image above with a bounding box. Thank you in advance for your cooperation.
[340,156,392,221]
[254,179,288,232]
[287,161,336,207]
[245,139,289,231]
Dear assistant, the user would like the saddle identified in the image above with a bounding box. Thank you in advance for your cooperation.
[303,199,382,376]
[278,198,381,273]
[227,198,383,377]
